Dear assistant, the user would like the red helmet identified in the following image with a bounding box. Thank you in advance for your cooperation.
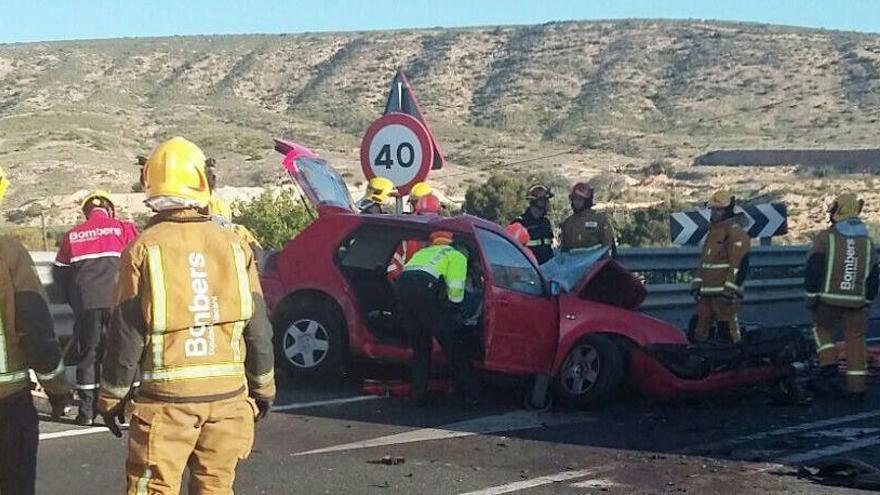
[505,222,530,247]
[570,181,594,200]
[414,193,441,215]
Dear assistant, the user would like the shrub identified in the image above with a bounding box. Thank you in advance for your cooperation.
[234,190,314,250]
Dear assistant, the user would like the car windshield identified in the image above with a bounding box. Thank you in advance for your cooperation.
[295,156,354,211]
[476,228,543,296]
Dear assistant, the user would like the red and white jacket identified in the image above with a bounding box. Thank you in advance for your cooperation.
[387,239,426,282]
[53,209,139,311]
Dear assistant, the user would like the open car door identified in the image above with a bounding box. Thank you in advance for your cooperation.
[476,228,558,375]
[275,138,355,214]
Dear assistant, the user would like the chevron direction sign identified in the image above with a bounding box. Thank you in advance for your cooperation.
[670,203,788,245]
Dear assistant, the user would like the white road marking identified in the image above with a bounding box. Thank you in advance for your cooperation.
[682,410,880,454]
[271,395,385,412]
[802,427,880,439]
[38,396,383,441]
[778,435,880,464]
[569,477,620,489]
[294,410,595,456]
[458,466,616,495]
[39,427,107,440]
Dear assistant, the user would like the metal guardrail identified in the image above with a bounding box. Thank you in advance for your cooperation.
[32,246,880,335]
[617,246,880,330]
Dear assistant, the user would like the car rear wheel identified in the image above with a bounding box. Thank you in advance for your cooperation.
[274,302,346,379]
[554,334,626,407]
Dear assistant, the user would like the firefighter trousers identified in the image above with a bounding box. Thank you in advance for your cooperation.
[0,392,38,495]
[694,297,741,343]
[812,304,868,394]
[125,393,257,495]
[73,308,110,417]
[394,272,479,402]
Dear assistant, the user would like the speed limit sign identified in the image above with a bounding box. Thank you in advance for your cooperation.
[360,113,434,195]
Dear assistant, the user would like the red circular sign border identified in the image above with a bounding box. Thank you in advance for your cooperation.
[360,113,433,196]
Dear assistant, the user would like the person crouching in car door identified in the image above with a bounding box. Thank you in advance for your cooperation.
[394,231,479,407]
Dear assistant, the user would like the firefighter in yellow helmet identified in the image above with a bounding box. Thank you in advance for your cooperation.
[805,193,879,402]
[0,165,72,494]
[96,137,275,494]
[408,181,432,213]
[356,177,396,214]
[394,231,479,406]
[204,159,265,273]
[691,190,751,343]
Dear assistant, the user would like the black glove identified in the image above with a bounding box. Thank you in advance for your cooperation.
[253,398,272,422]
[47,392,72,419]
[100,402,127,438]
[690,288,701,302]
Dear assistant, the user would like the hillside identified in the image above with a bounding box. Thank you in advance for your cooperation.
[2,19,880,242]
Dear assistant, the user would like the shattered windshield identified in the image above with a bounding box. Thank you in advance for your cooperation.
[295,156,354,211]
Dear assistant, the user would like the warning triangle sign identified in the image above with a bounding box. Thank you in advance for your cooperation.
[382,71,445,170]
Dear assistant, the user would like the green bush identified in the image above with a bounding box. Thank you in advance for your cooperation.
[234,190,314,250]
[462,172,570,226]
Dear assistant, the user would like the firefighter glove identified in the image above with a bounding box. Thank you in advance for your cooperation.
[101,402,127,438]
[48,392,72,419]
[253,397,272,422]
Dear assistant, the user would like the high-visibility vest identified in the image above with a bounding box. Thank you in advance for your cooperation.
[403,245,468,303]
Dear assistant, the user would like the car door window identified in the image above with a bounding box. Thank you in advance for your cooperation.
[294,156,354,211]
[476,228,544,296]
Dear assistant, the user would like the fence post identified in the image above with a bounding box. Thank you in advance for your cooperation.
[40,212,48,251]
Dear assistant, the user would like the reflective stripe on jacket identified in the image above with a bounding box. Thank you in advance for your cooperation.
[403,245,468,303]
[515,213,554,265]
[97,210,275,411]
[0,236,69,400]
[693,218,751,298]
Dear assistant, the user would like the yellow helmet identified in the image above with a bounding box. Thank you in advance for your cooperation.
[209,197,233,221]
[365,177,395,205]
[707,190,735,208]
[829,193,863,222]
[80,190,114,213]
[0,166,9,205]
[409,182,432,201]
[143,137,211,207]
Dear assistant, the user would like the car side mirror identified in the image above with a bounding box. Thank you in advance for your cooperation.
[548,280,562,297]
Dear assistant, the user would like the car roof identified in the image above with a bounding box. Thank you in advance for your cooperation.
[325,208,505,237]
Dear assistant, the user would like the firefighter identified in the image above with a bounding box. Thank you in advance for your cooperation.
[560,182,616,256]
[356,177,396,214]
[96,137,276,494]
[52,191,138,425]
[514,184,555,265]
[0,166,71,495]
[691,190,751,343]
[394,231,479,406]
[387,194,442,281]
[408,181,433,213]
[805,193,879,401]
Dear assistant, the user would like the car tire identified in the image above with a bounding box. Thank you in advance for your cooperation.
[274,301,347,380]
[554,334,626,408]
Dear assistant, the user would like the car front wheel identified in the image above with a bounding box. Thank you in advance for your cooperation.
[554,334,626,407]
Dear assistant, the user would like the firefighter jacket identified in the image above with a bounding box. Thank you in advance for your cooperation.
[53,209,139,312]
[560,209,616,254]
[692,217,751,298]
[403,245,468,303]
[805,218,879,309]
[96,209,275,412]
[514,212,554,265]
[0,236,70,400]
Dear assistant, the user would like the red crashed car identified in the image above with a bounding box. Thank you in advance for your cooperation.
[261,139,811,407]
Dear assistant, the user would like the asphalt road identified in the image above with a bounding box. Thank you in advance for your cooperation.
[34,368,880,494]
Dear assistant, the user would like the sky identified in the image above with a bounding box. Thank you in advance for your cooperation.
[2,0,879,44]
